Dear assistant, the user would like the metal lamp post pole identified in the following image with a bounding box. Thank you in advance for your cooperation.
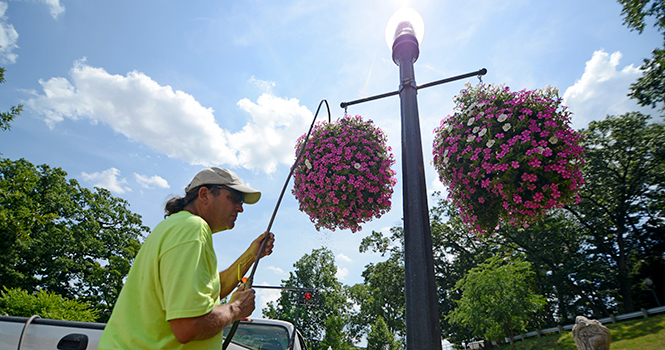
[392,22,442,350]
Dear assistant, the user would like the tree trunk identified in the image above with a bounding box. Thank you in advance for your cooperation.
[507,318,515,350]
[615,209,635,312]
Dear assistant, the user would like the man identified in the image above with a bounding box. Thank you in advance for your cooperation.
[99,167,275,349]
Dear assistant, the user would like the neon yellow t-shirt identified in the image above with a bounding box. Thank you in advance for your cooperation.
[99,211,222,349]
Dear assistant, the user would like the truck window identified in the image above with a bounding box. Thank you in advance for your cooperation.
[223,323,290,350]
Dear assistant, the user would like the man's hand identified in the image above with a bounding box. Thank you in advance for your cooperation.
[170,286,256,344]
[250,231,275,260]
[229,284,256,320]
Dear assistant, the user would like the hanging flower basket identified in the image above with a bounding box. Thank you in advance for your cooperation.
[292,114,397,233]
[432,84,585,234]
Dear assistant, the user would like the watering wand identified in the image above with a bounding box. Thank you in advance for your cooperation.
[222,99,331,350]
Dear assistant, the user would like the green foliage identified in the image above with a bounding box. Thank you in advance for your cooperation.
[617,0,665,109]
[0,287,98,322]
[618,0,665,35]
[0,158,148,322]
[366,316,401,350]
[348,227,405,344]
[448,255,547,348]
[321,315,353,350]
[429,197,508,343]
[628,47,665,109]
[497,211,615,322]
[0,66,23,132]
[567,113,665,312]
[262,247,349,350]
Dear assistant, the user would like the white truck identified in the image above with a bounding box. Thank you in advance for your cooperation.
[0,315,306,350]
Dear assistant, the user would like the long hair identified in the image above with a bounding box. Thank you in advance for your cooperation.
[164,185,220,218]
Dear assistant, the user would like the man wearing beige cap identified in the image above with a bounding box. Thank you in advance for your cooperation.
[99,167,275,350]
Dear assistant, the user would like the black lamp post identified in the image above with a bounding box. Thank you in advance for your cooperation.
[340,9,486,349]
[388,9,442,350]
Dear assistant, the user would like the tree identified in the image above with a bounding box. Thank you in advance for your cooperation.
[0,287,98,322]
[497,211,615,321]
[0,66,23,131]
[566,113,665,312]
[353,201,506,346]
[349,229,406,340]
[617,0,665,109]
[321,315,353,350]
[429,198,509,344]
[262,247,348,350]
[447,255,546,350]
[0,158,148,321]
[366,316,401,350]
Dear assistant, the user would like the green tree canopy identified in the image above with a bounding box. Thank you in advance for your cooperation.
[0,66,23,132]
[0,158,148,321]
[366,316,401,350]
[617,0,665,109]
[566,112,665,312]
[347,227,406,342]
[0,287,98,322]
[497,210,614,321]
[321,315,353,350]
[447,255,546,350]
[262,247,348,350]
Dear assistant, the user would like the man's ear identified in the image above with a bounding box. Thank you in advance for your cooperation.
[197,186,212,204]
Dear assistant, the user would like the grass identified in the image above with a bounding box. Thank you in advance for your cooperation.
[492,313,665,350]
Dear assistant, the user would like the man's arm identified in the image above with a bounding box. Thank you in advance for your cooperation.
[218,232,274,298]
[169,286,255,344]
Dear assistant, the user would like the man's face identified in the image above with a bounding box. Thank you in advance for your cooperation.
[203,187,244,233]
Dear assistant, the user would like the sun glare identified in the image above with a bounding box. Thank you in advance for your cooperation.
[385,7,425,50]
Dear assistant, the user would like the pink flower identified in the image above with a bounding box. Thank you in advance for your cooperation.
[528,157,541,168]
[431,84,585,235]
[533,192,544,202]
[293,115,396,232]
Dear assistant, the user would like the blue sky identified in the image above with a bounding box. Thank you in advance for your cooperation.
[0,0,661,318]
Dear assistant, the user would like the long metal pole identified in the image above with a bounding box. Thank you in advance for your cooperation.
[222,100,331,350]
[392,31,442,349]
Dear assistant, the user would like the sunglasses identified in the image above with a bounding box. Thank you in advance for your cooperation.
[210,185,245,205]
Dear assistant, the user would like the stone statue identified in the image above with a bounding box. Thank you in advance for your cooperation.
[572,316,611,350]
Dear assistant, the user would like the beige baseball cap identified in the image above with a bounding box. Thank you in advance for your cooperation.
[185,167,261,204]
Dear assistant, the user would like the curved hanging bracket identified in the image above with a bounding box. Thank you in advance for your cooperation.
[222,99,331,350]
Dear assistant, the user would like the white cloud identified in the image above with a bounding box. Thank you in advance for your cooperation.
[231,93,313,173]
[41,0,65,19]
[81,168,132,194]
[249,76,275,93]
[266,266,285,275]
[336,266,349,280]
[0,2,19,64]
[27,60,313,173]
[430,177,445,195]
[336,253,353,263]
[563,50,656,131]
[256,281,281,314]
[134,173,170,189]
